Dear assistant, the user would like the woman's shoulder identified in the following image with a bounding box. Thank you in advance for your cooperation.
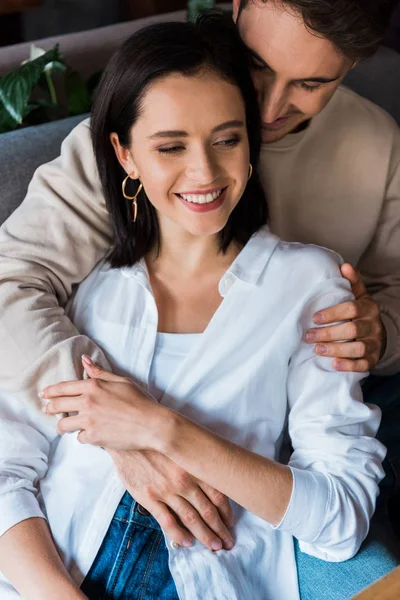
[249,229,345,292]
[275,239,344,280]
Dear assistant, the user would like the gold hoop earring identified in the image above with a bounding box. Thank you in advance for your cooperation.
[122,172,143,223]
[248,163,253,180]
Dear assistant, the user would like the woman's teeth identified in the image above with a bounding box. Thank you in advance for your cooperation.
[179,189,223,204]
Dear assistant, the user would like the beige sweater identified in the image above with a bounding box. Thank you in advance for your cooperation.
[0,86,399,411]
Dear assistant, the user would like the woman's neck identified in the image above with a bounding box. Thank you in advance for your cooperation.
[147,219,240,279]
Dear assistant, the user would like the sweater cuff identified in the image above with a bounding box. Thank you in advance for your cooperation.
[373,312,399,376]
[274,467,331,542]
[0,490,46,538]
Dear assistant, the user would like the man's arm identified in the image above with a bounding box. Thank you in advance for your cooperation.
[306,125,400,374]
[359,128,400,375]
[0,119,113,411]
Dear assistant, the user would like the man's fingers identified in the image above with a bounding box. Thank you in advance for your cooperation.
[333,358,371,373]
[306,320,370,344]
[167,496,230,551]
[314,340,376,360]
[313,300,359,325]
[199,482,234,528]
[147,501,194,549]
[340,263,366,299]
[188,488,234,550]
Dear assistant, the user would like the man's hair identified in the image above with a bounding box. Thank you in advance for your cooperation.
[239,0,396,61]
[91,10,267,268]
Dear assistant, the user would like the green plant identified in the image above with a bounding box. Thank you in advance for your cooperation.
[0,3,217,134]
[187,0,216,22]
[0,44,95,134]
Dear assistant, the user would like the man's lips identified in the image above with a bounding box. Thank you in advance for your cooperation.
[263,116,290,131]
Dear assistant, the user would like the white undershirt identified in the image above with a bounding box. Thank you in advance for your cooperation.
[148,332,201,402]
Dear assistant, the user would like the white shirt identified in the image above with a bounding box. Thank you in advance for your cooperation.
[0,228,385,600]
[148,333,200,401]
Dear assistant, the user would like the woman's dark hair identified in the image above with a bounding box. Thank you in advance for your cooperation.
[238,0,396,61]
[91,9,267,268]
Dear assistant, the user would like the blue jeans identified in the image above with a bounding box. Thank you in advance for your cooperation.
[81,492,179,600]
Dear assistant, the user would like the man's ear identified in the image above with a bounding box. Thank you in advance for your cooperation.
[232,0,241,23]
[110,132,138,177]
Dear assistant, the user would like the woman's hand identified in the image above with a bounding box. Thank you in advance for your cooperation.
[41,356,170,451]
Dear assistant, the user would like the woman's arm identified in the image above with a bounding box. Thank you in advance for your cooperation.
[157,412,293,526]
[0,519,86,600]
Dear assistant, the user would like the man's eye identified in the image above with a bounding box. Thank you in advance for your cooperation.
[300,82,322,92]
[157,146,185,154]
[250,59,266,72]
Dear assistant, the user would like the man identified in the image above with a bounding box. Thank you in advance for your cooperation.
[0,1,399,597]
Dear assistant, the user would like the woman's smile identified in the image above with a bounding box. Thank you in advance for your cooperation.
[176,186,228,213]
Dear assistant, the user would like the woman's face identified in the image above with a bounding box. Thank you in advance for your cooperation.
[111,69,250,239]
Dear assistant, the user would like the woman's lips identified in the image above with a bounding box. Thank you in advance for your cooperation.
[176,187,227,213]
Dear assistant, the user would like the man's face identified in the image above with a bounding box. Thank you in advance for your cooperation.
[233,0,354,143]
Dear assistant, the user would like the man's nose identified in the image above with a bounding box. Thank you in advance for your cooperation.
[260,81,289,124]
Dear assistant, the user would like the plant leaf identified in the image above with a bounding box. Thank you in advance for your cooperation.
[0,46,62,127]
[66,70,90,116]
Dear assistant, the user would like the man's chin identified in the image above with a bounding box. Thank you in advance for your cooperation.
[261,116,307,144]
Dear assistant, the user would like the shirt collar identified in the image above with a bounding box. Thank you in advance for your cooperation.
[226,226,280,287]
[118,226,280,290]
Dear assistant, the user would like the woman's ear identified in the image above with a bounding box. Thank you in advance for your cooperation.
[110,132,139,177]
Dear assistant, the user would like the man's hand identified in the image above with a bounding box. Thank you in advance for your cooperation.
[110,449,235,552]
[305,263,386,372]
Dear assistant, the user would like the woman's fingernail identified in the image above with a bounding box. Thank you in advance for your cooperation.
[305,332,316,343]
[82,354,93,365]
[38,391,45,398]
[211,540,222,551]
[316,344,328,355]
[313,313,324,324]
[182,539,193,548]
[224,539,234,550]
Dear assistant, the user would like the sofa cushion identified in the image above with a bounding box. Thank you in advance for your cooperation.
[0,114,87,225]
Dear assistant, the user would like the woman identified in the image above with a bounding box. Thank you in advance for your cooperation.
[0,12,384,600]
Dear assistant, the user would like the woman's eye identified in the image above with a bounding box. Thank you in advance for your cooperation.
[215,137,241,148]
[300,82,322,92]
[157,145,185,154]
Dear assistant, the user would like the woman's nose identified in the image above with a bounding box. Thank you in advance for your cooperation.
[186,150,219,184]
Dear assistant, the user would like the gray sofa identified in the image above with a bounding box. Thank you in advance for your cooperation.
[1,8,400,225]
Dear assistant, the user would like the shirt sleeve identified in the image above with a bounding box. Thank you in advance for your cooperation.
[0,389,57,538]
[359,125,400,375]
[276,266,386,562]
[0,119,113,413]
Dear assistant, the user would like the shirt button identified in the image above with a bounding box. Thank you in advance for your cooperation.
[137,504,151,516]
[171,541,180,550]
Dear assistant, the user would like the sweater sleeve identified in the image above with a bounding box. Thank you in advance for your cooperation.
[0,119,112,413]
[359,125,400,375]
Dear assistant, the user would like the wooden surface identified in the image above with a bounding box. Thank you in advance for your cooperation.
[0,0,41,15]
[353,566,400,600]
